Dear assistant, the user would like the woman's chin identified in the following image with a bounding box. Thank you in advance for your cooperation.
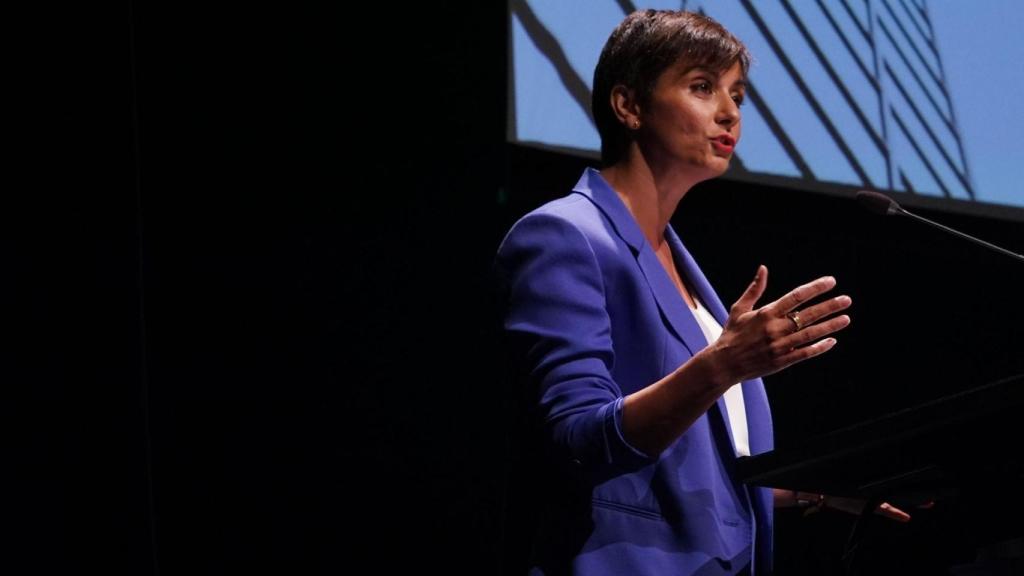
[699,159,732,180]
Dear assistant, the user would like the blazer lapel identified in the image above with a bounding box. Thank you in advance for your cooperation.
[664,226,743,451]
[665,227,774,455]
[664,226,727,325]
[634,246,712,359]
[573,169,710,359]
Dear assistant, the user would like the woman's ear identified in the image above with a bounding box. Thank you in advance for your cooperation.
[610,85,641,129]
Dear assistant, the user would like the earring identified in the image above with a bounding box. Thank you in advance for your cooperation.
[632,120,640,129]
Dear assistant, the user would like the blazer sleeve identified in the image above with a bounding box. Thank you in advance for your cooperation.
[496,211,654,475]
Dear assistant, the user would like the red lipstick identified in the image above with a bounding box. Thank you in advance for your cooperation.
[711,134,735,154]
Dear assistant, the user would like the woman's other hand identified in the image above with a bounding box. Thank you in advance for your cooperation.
[818,495,912,523]
[774,489,913,522]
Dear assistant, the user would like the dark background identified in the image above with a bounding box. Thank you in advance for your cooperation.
[17,2,1021,574]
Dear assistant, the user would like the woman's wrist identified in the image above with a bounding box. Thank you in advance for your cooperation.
[692,344,737,394]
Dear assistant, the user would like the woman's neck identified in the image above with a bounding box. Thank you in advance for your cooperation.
[601,154,697,249]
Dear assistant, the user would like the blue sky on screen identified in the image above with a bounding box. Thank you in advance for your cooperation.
[930,0,1024,207]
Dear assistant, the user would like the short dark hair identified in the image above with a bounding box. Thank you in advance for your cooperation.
[592,10,751,166]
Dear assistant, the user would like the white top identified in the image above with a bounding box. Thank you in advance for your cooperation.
[689,297,750,457]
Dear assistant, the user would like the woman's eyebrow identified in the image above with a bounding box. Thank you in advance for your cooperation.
[683,66,716,78]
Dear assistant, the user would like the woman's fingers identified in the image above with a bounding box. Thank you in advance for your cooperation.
[730,265,767,315]
[818,496,913,523]
[717,271,853,381]
[773,336,838,367]
[784,294,852,332]
[766,275,837,318]
[769,280,851,361]
[876,502,911,523]
[776,313,851,352]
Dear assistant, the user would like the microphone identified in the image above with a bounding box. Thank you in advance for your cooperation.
[855,190,1024,263]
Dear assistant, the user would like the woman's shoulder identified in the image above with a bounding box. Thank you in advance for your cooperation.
[500,192,610,250]
[522,190,598,223]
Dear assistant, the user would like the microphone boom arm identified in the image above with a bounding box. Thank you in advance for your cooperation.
[895,207,1024,263]
[855,190,1024,263]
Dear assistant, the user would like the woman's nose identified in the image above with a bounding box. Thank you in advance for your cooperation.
[717,97,739,128]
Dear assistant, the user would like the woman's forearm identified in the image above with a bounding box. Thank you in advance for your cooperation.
[620,347,732,457]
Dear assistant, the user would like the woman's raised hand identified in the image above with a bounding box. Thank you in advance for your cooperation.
[705,265,852,386]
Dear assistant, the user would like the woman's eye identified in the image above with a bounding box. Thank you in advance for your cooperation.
[693,81,712,94]
[732,93,745,106]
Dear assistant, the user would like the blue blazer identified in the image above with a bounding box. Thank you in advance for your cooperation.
[496,168,774,576]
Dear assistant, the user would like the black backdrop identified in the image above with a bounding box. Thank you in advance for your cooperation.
[20,2,1022,574]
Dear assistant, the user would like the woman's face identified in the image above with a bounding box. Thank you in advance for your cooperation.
[637,60,745,181]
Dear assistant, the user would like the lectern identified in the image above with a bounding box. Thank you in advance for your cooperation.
[736,374,1024,573]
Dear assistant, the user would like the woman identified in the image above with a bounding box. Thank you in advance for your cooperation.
[495,10,905,576]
